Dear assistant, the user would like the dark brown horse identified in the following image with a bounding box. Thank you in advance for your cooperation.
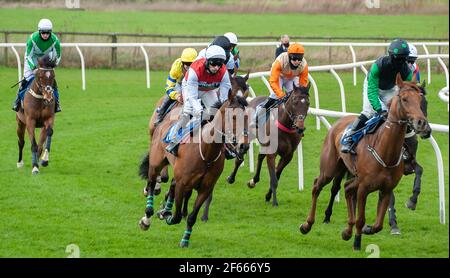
[322,82,429,235]
[299,74,431,250]
[16,55,57,174]
[138,84,249,247]
[225,82,311,207]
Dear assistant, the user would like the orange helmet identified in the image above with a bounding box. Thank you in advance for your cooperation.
[287,43,305,54]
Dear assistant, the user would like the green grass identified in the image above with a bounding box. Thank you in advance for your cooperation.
[0,66,448,258]
[0,8,448,38]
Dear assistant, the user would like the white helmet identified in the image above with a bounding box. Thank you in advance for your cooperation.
[224,32,238,45]
[38,19,53,32]
[408,43,418,58]
[205,45,226,61]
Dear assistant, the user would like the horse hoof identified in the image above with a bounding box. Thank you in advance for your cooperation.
[143,187,148,197]
[32,166,39,175]
[341,230,352,241]
[323,217,331,224]
[139,217,151,231]
[247,179,256,189]
[201,216,208,222]
[406,200,416,211]
[362,225,373,235]
[226,176,235,184]
[390,227,401,235]
[16,161,24,168]
[179,241,189,248]
[352,245,361,251]
[299,223,310,235]
[156,210,171,220]
[40,160,49,167]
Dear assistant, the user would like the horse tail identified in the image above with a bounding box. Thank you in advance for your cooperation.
[139,152,150,180]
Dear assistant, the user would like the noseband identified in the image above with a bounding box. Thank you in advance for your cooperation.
[282,91,308,129]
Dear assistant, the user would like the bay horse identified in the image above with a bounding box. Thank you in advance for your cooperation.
[138,84,249,248]
[225,82,311,207]
[144,75,250,218]
[321,82,429,235]
[16,55,57,174]
[299,74,431,250]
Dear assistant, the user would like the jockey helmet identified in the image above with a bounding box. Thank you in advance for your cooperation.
[211,35,231,63]
[205,45,226,62]
[288,43,305,54]
[38,19,53,32]
[407,43,418,63]
[224,32,238,46]
[388,39,410,59]
[181,48,198,63]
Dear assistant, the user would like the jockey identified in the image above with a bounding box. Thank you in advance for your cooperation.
[341,38,413,154]
[224,32,240,73]
[12,18,62,112]
[155,47,198,125]
[407,43,420,82]
[253,43,308,127]
[166,45,232,155]
[197,35,236,76]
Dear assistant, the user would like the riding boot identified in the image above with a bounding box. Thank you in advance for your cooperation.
[155,96,175,125]
[12,94,21,112]
[166,113,190,156]
[53,84,61,113]
[340,114,368,154]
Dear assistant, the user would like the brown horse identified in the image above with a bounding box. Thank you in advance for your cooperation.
[322,82,429,235]
[16,55,57,174]
[299,74,431,250]
[225,82,311,207]
[138,84,249,247]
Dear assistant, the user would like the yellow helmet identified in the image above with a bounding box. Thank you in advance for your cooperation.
[181,48,198,63]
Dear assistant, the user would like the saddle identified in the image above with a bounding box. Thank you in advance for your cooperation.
[340,114,385,148]
[162,118,201,144]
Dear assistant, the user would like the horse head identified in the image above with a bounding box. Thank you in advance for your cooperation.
[394,73,431,139]
[36,54,56,107]
[285,81,311,135]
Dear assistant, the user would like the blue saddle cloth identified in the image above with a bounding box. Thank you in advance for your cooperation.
[18,77,35,101]
[340,114,384,147]
[162,118,201,144]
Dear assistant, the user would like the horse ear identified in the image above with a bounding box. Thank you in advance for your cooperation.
[244,71,250,81]
[396,73,404,87]
[305,81,311,92]
[228,88,233,102]
[421,80,426,89]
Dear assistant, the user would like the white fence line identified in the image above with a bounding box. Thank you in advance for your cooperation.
[0,41,448,90]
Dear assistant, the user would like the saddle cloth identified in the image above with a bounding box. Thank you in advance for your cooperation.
[340,114,385,147]
[162,118,201,144]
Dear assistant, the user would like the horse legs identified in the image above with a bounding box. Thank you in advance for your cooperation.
[182,190,193,218]
[155,166,170,196]
[353,186,369,251]
[323,173,345,223]
[40,124,53,167]
[362,190,391,236]
[16,118,26,168]
[299,173,334,234]
[201,192,213,222]
[165,186,185,226]
[25,120,39,174]
[264,153,294,205]
[156,178,176,220]
[265,154,279,206]
[341,178,358,241]
[139,164,160,230]
[247,153,266,188]
[387,192,400,235]
[227,157,244,184]
[179,186,214,248]
[407,162,423,210]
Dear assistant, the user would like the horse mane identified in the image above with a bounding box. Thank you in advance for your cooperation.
[39,54,56,68]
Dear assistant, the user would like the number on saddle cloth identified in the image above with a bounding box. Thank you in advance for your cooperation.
[162,118,201,144]
[340,114,385,147]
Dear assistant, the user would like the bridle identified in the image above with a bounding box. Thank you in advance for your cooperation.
[30,67,55,102]
[282,90,309,130]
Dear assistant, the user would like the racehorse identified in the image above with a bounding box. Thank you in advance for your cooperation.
[15,54,57,174]
[138,80,249,247]
[321,82,429,235]
[299,74,431,250]
[144,75,250,218]
[225,82,311,207]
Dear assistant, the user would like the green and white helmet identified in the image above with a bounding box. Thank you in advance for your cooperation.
[38,19,53,32]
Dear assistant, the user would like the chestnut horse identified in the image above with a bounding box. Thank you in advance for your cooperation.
[299,74,431,250]
[138,86,249,247]
[225,82,311,207]
[322,82,429,235]
[16,55,57,174]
